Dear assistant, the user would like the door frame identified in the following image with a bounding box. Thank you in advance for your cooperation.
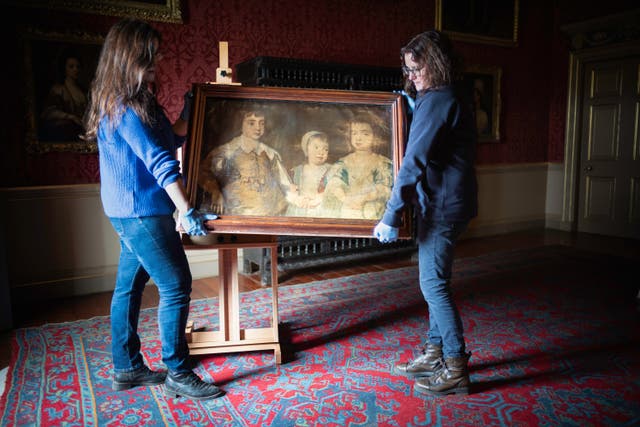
[561,12,640,232]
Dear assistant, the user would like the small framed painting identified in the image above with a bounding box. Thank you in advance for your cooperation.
[462,65,502,142]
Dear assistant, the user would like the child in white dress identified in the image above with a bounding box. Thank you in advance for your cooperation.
[286,131,333,217]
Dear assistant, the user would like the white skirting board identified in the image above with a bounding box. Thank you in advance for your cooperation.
[1,162,567,302]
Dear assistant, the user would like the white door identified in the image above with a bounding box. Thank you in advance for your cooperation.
[578,57,640,239]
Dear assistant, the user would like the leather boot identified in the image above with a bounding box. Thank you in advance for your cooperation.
[164,371,225,400]
[394,343,443,378]
[414,354,470,396]
[112,365,166,391]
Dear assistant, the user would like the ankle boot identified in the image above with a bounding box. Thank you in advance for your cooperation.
[394,343,443,378]
[164,371,225,400]
[112,365,166,391]
[414,353,470,396]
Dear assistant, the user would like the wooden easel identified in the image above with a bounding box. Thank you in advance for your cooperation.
[183,234,281,364]
[181,43,281,362]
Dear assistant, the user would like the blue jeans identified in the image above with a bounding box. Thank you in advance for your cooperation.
[109,215,192,374]
[417,219,468,358]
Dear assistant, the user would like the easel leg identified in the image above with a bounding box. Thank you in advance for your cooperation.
[218,248,240,341]
[270,246,282,363]
[186,242,282,364]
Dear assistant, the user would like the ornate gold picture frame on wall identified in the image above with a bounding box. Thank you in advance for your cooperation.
[184,84,411,239]
[10,0,182,23]
[462,65,502,143]
[22,28,103,153]
[435,0,519,47]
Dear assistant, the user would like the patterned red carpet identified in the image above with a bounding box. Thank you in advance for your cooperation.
[1,245,638,426]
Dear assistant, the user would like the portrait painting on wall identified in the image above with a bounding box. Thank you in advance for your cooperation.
[183,85,411,239]
[435,0,519,47]
[23,28,103,153]
[461,65,502,142]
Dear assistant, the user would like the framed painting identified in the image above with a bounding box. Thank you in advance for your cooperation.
[23,28,103,153]
[435,0,519,47]
[10,0,182,23]
[461,65,502,142]
[184,84,411,239]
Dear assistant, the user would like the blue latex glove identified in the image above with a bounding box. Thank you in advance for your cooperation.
[373,222,399,243]
[393,90,415,113]
[179,90,194,121]
[180,208,218,236]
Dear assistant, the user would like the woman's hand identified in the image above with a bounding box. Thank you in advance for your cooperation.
[179,208,218,236]
[373,221,399,243]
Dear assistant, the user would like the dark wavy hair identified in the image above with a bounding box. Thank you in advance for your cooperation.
[400,30,462,97]
[84,18,161,142]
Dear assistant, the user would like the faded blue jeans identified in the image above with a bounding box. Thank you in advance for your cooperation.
[109,215,192,374]
[417,219,468,359]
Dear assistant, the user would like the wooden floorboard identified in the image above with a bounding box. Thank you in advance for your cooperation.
[2,229,638,369]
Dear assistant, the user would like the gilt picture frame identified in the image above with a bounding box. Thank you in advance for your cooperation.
[22,28,103,153]
[462,65,502,142]
[435,0,519,47]
[10,0,182,23]
[184,84,410,238]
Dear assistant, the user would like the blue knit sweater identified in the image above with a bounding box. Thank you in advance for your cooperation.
[98,106,185,218]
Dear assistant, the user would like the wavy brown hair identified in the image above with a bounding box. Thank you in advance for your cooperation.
[400,30,462,97]
[84,18,161,142]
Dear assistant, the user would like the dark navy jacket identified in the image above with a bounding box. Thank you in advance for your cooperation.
[381,85,478,227]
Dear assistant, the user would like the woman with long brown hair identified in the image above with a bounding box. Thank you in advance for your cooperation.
[85,18,222,400]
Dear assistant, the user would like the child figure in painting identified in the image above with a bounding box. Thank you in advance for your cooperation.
[198,107,294,216]
[324,113,393,219]
[286,130,333,217]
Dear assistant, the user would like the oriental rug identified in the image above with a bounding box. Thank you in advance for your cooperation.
[1,245,639,426]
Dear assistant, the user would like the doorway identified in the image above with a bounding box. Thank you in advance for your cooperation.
[576,57,640,238]
[561,14,640,240]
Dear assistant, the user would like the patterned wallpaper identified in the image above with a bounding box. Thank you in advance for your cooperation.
[2,0,632,186]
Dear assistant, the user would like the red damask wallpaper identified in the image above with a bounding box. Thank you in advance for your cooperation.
[1,0,634,186]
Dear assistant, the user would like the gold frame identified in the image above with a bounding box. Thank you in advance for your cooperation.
[463,65,502,142]
[184,84,411,239]
[435,0,519,47]
[23,28,103,153]
[10,0,182,23]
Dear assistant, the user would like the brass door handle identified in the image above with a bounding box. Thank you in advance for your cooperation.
[584,165,593,172]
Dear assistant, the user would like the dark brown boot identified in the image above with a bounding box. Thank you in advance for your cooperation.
[394,343,443,378]
[414,354,470,396]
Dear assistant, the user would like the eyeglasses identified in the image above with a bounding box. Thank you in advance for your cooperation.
[402,65,424,77]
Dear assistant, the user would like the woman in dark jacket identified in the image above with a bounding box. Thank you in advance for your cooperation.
[374,30,478,397]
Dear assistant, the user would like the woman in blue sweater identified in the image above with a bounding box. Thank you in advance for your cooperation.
[84,19,222,400]
[374,30,478,396]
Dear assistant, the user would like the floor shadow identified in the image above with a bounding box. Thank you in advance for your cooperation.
[278,301,426,363]
[276,248,639,365]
